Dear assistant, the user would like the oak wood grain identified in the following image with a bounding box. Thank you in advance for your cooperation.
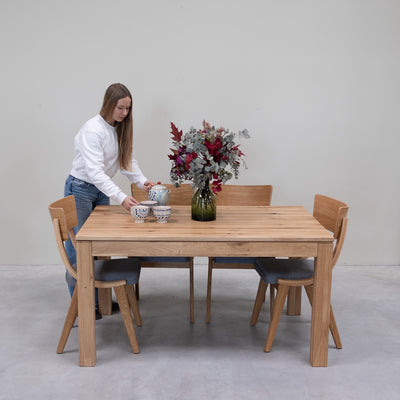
[77,206,332,243]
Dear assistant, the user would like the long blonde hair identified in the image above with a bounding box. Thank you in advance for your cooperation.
[100,83,133,171]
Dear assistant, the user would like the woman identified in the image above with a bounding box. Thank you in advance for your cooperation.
[64,83,154,317]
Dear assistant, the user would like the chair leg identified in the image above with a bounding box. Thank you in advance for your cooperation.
[264,284,289,352]
[98,288,112,315]
[269,284,277,318]
[126,284,142,326]
[286,257,304,316]
[189,259,194,324]
[329,305,342,349]
[287,286,302,316]
[114,286,140,354]
[304,285,342,349]
[57,286,78,354]
[135,282,140,300]
[97,257,113,315]
[304,284,313,304]
[250,279,268,325]
[206,258,213,323]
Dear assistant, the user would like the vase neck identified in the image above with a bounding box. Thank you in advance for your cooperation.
[198,180,212,192]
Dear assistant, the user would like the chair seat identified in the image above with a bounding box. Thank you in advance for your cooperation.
[66,258,141,287]
[140,256,191,263]
[254,258,314,285]
[213,257,257,264]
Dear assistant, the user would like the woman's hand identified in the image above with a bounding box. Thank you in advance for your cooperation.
[143,180,155,191]
[122,196,139,211]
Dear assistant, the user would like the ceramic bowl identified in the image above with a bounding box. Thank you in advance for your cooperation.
[152,206,172,223]
[130,205,149,223]
[139,200,158,215]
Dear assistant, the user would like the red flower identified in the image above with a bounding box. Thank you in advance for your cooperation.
[211,179,223,193]
[205,137,222,157]
[231,144,244,157]
[185,152,198,169]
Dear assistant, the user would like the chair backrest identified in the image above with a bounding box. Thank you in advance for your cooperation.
[132,183,273,206]
[313,194,349,269]
[131,183,194,205]
[48,195,78,280]
[215,184,273,206]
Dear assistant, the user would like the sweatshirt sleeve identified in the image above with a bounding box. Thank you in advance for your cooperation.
[79,130,128,205]
[120,149,148,189]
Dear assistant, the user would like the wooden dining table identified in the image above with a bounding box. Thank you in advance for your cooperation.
[76,205,333,367]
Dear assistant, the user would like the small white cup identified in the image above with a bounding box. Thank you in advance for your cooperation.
[152,206,172,224]
[139,200,158,215]
[131,205,149,223]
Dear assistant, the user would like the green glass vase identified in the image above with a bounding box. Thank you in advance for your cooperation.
[191,181,216,221]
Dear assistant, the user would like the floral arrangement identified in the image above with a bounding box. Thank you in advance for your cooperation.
[169,121,250,193]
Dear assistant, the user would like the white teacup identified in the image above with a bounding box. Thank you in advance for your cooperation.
[152,206,172,224]
[130,205,149,223]
[139,200,158,215]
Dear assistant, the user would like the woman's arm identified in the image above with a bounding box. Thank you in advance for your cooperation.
[78,130,128,204]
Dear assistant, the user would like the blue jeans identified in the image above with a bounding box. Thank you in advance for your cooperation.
[64,175,110,306]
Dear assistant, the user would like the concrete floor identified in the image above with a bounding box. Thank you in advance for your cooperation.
[0,262,399,400]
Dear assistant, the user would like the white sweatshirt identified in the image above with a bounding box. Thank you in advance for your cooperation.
[70,114,147,204]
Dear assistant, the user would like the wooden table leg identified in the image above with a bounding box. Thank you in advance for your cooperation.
[310,242,332,367]
[77,241,96,367]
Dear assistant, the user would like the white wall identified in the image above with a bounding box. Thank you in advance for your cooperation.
[1,0,399,265]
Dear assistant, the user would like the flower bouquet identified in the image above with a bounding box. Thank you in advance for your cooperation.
[169,120,249,220]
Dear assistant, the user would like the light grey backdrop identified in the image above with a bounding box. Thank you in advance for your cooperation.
[1,0,399,265]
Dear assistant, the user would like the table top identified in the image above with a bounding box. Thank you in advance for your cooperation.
[76,205,333,243]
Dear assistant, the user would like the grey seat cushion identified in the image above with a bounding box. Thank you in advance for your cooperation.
[254,258,314,285]
[213,257,257,264]
[66,257,141,287]
[140,257,191,263]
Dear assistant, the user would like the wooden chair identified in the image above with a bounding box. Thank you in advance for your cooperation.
[206,184,273,323]
[131,183,195,323]
[49,195,142,354]
[250,194,349,353]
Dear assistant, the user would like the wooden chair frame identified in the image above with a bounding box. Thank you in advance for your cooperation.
[250,194,349,352]
[206,184,273,323]
[49,196,142,354]
[131,183,195,323]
